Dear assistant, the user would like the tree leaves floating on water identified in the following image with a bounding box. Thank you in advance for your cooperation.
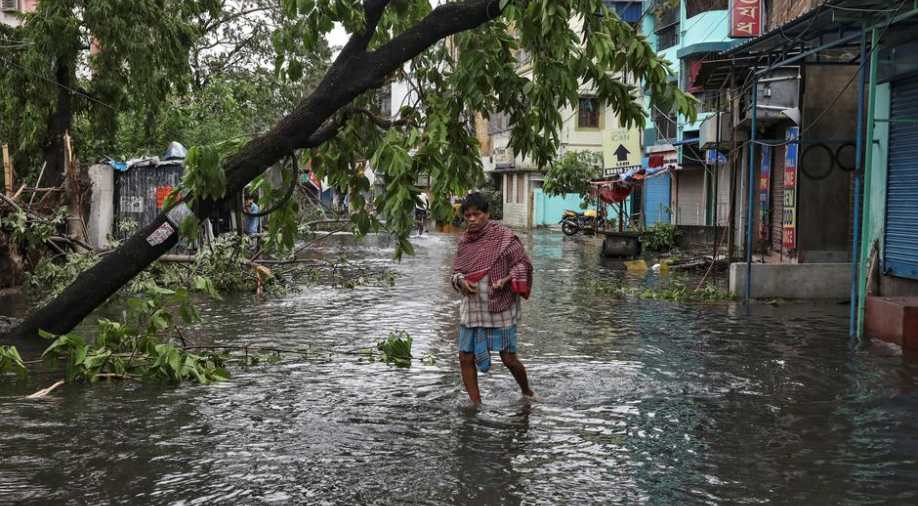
[376,330,414,368]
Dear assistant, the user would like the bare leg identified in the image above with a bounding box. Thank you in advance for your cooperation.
[499,351,534,397]
[459,352,481,405]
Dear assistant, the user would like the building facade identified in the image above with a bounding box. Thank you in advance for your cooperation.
[481,1,645,229]
[0,0,36,27]
[685,0,918,341]
[640,0,737,228]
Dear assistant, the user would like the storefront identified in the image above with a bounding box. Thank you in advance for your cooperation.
[883,74,918,280]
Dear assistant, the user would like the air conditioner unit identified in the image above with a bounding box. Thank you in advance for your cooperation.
[1,0,19,12]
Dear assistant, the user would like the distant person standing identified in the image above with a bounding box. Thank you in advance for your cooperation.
[415,192,429,236]
[244,194,261,236]
[451,192,534,405]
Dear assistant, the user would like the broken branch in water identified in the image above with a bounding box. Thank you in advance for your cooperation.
[24,380,65,399]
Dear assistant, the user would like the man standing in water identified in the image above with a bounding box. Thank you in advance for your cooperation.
[451,192,534,405]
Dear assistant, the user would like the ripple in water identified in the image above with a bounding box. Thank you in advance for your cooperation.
[2,232,918,504]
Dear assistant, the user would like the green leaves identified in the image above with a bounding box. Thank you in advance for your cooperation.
[642,223,680,252]
[543,150,603,198]
[150,344,228,384]
[376,330,414,368]
[32,277,231,385]
[1,208,65,251]
[0,345,27,376]
[183,143,230,201]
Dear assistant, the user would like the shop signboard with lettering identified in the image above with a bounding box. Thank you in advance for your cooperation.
[758,146,771,241]
[783,127,799,250]
[730,0,763,38]
[602,122,642,177]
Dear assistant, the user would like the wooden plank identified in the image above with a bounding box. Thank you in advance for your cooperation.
[2,143,12,196]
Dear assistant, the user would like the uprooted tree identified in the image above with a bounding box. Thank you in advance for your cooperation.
[3,0,695,341]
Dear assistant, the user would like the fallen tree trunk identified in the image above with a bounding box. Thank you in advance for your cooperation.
[3,0,502,341]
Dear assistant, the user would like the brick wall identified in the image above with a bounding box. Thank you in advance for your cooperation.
[766,0,822,31]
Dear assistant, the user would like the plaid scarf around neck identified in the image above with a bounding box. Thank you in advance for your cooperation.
[453,221,533,313]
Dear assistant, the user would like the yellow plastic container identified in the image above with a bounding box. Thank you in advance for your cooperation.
[624,259,648,272]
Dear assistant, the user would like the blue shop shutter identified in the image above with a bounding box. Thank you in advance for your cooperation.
[644,173,671,226]
[884,76,918,280]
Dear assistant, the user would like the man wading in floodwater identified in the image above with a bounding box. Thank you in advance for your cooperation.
[451,192,534,405]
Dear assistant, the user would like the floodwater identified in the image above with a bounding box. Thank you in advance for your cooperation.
[2,231,918,504]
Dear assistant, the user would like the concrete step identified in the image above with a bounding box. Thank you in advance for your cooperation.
[865,296,918,349]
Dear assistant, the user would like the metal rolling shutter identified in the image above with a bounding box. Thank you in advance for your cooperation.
[643,173,671,225]
[676,169,705,226]
[884,76,918,279]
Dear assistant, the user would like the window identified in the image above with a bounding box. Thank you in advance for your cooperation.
[577,97,601,129]
[656,25,678,50]
[1,0,19,12]
[505,174,513,203]
[695,90,724,114]
[685,0,727,19]
[516,174,524,204]
[655,1,679,50]
[652,106,677,143]
[488,112,509,134]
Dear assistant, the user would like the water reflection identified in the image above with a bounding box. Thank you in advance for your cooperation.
[1,231,918,504]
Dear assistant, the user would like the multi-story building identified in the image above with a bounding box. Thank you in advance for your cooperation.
[480,1,645,229]
[687,0,918,343]
[640,0,737,228]
[0,0,36,27]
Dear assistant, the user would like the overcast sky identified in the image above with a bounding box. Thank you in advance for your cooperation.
[327,24,349,51]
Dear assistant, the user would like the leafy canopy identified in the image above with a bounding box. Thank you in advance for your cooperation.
[241,0,696,258]
[0,0,222,173]
[542,150,603,198]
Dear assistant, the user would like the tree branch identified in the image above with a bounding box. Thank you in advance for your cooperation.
[367,0,502,71]
[337,0,393,59]
[300,106,412,149]
[3,0,508,342]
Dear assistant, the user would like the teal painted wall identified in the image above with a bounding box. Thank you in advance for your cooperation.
[864,83,891,258]
[532,189,624,227]
[534,190,584,226]
[682,11,729,47]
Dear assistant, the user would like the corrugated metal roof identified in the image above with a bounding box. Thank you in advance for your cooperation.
[693,0,909,89]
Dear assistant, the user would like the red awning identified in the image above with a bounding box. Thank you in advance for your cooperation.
[597,185,633,204]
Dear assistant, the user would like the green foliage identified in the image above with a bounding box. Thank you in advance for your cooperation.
[0,0,222,175]
[265,0,695,260]
[376,330,414,368]
[239,350,283,367]
[584,277,733,302]
[543,151,602,198]
[479,187,504,220]
[182,138,248,202]
[638,281,734,302]
[642,223,680,252]
[127,235,275,296]
[25,253,100,302]
[0,208,65,250]
[260,168,302,256]
[0,345,27,376]
[37,280,230,385]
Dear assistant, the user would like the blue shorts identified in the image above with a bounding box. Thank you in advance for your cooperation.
[458,325,518,372]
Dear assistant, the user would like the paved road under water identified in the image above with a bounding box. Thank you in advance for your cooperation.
[2,231,918,504]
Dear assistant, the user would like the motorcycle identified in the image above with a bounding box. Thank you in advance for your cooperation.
[560,209,606,236]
